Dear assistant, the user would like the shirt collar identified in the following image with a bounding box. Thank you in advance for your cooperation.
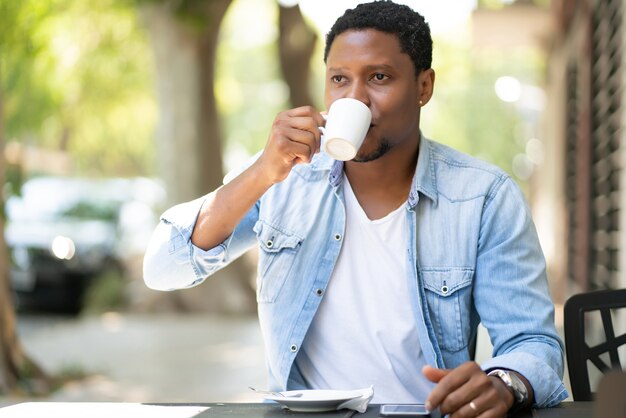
[326,134,438,207]
[408,135,438,207]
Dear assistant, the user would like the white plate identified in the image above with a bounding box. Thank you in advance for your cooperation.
[264,389,366,412]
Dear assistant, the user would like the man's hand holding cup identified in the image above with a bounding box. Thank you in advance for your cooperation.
[255,98,372,187]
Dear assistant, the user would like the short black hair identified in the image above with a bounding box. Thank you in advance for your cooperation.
[323,0,433,75]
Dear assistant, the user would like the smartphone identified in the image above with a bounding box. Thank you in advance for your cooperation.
[379,404,431,417]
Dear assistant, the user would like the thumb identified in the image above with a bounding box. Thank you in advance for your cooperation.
[422,365,450,383]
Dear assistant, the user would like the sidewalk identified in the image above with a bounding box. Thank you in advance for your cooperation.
[2,313,571,408]
[1,313,267,407]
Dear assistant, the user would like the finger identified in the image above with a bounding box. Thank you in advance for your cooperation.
[277,115,320,132]
[451,397,484,418]
[449,400,478,418]
[423,366,452,411]
[283,127,318,160]
[425,363,484,413]
[275,115,322,154]
[285,117,322,154]
[423,365,449,383]
[286,105,325,123]
[273,130,316,164]
[284,106,326,152]
[443,371,494,414]
[451,391,505,418]
[285,106,326,132]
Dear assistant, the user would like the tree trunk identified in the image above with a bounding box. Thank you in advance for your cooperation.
[140,0,255,315]
[278,4,318,108]
[142,0,231,206]
[0,67,49,395]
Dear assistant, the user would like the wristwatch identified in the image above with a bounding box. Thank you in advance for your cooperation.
[487,369,529,410]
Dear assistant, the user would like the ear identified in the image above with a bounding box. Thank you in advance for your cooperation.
[417,69,435,107]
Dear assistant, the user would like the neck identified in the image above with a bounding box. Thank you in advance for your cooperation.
[343,136,419,220]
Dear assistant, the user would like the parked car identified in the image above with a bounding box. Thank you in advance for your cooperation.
[6,176,165,313]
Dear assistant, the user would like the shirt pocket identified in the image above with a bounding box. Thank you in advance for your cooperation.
[421,268,474,352]
[253,220,303,303]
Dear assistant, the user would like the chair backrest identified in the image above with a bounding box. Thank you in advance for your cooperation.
[564,288,626,401]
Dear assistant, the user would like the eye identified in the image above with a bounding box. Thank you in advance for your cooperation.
[331,75,345,83]
[372,73,389,81]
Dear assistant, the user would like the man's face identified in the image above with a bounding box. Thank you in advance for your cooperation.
[325,29,431,162]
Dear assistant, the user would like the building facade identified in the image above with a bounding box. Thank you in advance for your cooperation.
[539,0,625,301]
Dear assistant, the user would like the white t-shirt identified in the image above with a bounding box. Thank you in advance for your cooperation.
[295,175,430,403]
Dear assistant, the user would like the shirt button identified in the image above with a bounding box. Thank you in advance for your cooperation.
[290,344,298,352]
[266,240,274,248]
[334,234,342,241]
[316,288,324,296]
[441,285,449,294]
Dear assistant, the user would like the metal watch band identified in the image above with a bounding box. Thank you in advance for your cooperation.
[487,369,529,407]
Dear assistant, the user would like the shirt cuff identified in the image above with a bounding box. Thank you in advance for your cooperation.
[160,195,208,243]
[481,352,568,407]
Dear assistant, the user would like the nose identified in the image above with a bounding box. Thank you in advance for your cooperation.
[345,80,370,106]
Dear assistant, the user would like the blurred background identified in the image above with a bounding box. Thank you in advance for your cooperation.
[0,0,624,406]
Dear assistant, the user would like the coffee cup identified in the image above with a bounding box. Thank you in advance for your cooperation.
[320,98,372,161]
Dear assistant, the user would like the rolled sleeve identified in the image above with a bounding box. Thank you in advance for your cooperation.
[161,195,207,241]
[143,192,260,291]
[481,352,568,407]
[475,177,568,407]
[143,196,211,290]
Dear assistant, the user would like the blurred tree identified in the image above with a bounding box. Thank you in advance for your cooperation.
[2,0,157,178]
[421,36,542,187]
[215,0,292,162]
[135,0,317,315]
[42,0,157,176]
[277,3,317,107]
[138,0,258,315]
[140,0,233,205]
[0,0,50,394]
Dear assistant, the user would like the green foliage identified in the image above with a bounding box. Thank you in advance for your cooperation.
[215,0,330,172]
[62,200,120,222]
[0,0,55,137]
[1,0,157,178]
[216,0,291,166]
[50,363,89,392]
[1,0,547,185]
[422,34,545,186]
[81,267,127,314]
[135,0,222,31]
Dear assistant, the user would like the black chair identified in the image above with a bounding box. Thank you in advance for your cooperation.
[564,288,626,401]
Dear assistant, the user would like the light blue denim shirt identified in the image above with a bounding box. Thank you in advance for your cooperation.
[143,136,568,407]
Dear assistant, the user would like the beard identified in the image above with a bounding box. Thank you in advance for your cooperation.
[352,138,392,163]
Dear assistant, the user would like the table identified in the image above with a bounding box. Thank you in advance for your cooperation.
[193,402,594,418]
[0,402,594,418]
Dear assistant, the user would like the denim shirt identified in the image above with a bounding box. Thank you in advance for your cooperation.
[143,137,568,407]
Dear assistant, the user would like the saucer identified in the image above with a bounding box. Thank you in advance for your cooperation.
[264,389,367,412]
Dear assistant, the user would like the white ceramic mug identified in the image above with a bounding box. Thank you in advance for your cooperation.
[321,98,372,161]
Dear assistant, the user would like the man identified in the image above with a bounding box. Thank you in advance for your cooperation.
[143,1,567,416]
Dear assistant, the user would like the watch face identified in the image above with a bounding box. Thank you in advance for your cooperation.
[489,370,528,405]
[508,373,528,403]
